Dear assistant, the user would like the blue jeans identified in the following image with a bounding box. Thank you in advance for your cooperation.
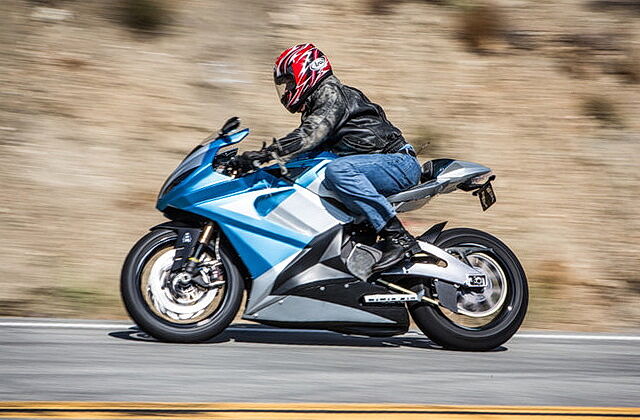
[323,148,422,231]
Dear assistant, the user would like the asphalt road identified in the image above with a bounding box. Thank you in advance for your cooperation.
[0,318,638,407]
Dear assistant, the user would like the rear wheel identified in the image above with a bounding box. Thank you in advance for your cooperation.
[121,229,244,343]
[409,228,528,350]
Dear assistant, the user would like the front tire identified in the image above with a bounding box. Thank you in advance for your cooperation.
[410,228,528,351]
[121,229,244,343]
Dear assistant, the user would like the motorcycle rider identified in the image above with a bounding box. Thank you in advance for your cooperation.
[231,43,422,272]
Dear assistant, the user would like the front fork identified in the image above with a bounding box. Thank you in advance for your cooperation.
[180,223,215,275]
[166,222,223,290]
[150,221,223,291]
[149,221,214,270]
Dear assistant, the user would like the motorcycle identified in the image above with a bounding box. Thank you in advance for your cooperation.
[121,117,528,350]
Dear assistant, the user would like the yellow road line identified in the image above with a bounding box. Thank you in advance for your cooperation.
[0,402,638,419]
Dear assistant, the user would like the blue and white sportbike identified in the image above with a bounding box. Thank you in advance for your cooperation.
[121,117,528,350]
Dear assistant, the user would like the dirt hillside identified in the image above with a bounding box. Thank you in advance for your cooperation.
[1,0,639,329]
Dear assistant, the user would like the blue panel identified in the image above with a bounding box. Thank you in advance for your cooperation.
[178,188,312,277]
[254,189,295,217]
[290,152,337,188]
[185,198,310,248]
[219,224,302,277]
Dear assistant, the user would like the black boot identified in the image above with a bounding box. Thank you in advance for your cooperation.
[372,216,421,272]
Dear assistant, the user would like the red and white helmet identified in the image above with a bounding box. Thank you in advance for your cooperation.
[274,43,333,113]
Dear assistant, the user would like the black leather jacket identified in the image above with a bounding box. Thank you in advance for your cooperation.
[272,75,407,157]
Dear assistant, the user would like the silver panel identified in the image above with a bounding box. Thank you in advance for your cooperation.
[391,160,492,211]
[394,197,432,213]
[247,295,394,324]
[221,181,352,315]
[218,185,349,237]
[243,253,300,315]
[243,214,347,316]
[264,184,352,232]
[436,160,491,194]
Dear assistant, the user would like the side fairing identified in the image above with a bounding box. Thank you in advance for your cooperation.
[160,155,352,279]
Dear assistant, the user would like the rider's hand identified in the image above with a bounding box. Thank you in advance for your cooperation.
[227,148,272,174]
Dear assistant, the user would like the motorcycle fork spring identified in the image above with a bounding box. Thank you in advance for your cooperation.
[185,223,217,273]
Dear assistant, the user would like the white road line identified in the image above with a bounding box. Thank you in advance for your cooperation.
[0,321,130,329]
[514,333,640,341]
[0,320,638,341]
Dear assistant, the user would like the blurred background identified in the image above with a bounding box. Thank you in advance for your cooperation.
[1,0,638,330]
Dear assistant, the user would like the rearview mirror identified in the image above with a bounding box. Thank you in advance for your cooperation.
[219,117,240,136]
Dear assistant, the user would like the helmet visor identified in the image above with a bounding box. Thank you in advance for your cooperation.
[275,75,295,101]
[275,81,287,100]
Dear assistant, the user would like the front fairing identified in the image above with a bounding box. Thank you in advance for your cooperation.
[156,147,346,278]
[157,130,337,214]
[157,129,249,210]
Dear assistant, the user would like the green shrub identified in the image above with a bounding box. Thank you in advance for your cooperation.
[582,96,623,127]
[612,54,640,84]
[120,0,169,32]
[367,0,453,15]
[458,2,505,52]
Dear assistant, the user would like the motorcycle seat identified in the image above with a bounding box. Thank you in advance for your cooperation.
[386,179,444,203]
[386,159,453,204]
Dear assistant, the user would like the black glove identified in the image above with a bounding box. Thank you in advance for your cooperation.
[227,148,272,173]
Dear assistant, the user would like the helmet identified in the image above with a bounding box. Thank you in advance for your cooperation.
[274,43,333,113]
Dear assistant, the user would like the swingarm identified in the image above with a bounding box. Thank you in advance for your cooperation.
[373,241,492,313]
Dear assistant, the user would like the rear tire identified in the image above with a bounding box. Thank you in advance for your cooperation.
[121,229,244,343]
[409,228,528,351]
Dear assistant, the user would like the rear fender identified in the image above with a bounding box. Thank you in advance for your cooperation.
[417,221,447,244]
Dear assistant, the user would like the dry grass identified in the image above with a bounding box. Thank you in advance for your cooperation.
[410,126,446,157]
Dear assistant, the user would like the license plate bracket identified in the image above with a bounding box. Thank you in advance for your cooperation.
[474,181,496,211]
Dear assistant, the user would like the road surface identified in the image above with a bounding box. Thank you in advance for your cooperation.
[0,318,638,408]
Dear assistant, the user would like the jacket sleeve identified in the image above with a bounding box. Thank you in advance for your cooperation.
[271,84,346,157]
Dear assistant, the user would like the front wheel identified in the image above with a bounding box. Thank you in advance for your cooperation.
[409,228,528,351]
[121,228,244,343]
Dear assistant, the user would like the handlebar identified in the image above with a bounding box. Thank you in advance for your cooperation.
[270,151,288,176]
[221,150,288,178]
